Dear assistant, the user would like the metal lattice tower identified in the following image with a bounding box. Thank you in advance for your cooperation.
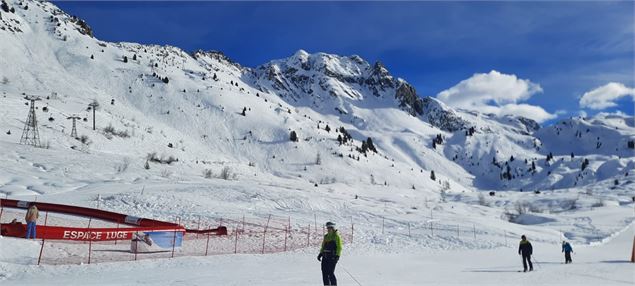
[66,115,81,139]
[88,101,99,130]
[20,96,42,147]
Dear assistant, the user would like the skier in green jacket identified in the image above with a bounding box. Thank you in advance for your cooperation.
[317,221,342,285]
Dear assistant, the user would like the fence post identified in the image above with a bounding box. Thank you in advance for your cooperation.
[457,224,460,238]
[430,222,434,236]
[351,218,354,245]
[171,217,179,258]
[205,224,211,256]
[473,224,476,239]
[196,216,201,239]
[382,217,385,235]
[504,231,508,246]
[0,198,4,222]
[234,223,239,254]
[408,222,411,238]
[37,211,49,265]
[261,214,271,254]
[307,224,310,247]
[87,218,93,265]
[134,232,138,261]
[242,215,245,233]
[284,216,290,252]
[284,225,288,252]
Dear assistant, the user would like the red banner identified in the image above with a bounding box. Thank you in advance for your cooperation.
[0,199,227,240]
[0,199,178,228]
[1,222,183,241]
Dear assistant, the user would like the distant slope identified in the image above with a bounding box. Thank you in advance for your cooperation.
[0,0,632,194]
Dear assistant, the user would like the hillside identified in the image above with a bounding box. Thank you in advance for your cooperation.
[1,1,634,284]
[1,0,632,197]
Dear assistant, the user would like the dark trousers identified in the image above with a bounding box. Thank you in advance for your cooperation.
[522,254,533,271]
[564,252,572,263]
[321,256,338,285]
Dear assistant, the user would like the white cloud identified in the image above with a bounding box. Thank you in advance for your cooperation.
[436,70,555,123]
[579,82,635,110]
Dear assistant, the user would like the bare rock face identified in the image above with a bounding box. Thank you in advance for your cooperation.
[518,117,541,132]
[394,82,421,115]
[419,97,469,132]
[71,16,93,37]
[250,51,474,132]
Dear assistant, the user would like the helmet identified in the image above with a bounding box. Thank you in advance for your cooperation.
[521,235,526,240]
[325,221,336,228]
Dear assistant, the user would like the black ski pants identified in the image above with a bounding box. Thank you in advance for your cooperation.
[321,255,338,285]
[522,254,533,271]
[564,251,572,263]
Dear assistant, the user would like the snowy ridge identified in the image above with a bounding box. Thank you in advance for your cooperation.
[0,1,634,284]
[0,0,632,194]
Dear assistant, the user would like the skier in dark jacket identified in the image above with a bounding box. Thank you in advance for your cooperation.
[518,235,533,272]
[317,221,342,286]
[562,241,573,264]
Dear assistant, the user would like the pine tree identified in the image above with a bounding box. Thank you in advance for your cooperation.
[90,54,94,59]
[325,125,331,133]
[430,170,436,181]
[581,158,589,171]
[289,130,298,142]
[366,137,377,152]
[162,77,169,84]
[133,54,137,61]
[123,56,128,63]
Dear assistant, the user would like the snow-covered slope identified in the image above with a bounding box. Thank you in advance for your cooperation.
[0,0,633,196]
[1,1,634,284]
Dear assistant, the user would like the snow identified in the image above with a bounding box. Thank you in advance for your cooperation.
[2,224,633,285]
[0,0,634,284]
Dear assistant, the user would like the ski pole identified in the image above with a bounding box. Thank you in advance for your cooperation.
[341,264,363,286]
[532,255,542,269]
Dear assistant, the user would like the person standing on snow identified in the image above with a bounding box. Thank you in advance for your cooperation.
[562,241,573,264]
[317,221,342,286]
[24,203,39,239]
[518,235,533,272]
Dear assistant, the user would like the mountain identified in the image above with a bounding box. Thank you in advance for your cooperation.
[0,0,633,198]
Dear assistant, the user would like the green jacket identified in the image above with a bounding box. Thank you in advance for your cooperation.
[319,230,342,257]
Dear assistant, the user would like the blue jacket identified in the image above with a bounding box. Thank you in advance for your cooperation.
[562,242,573,253]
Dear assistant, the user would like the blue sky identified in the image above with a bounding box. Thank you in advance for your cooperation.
[54,1,634,123]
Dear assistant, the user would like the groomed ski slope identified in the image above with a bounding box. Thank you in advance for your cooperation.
[1,224,633,285]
